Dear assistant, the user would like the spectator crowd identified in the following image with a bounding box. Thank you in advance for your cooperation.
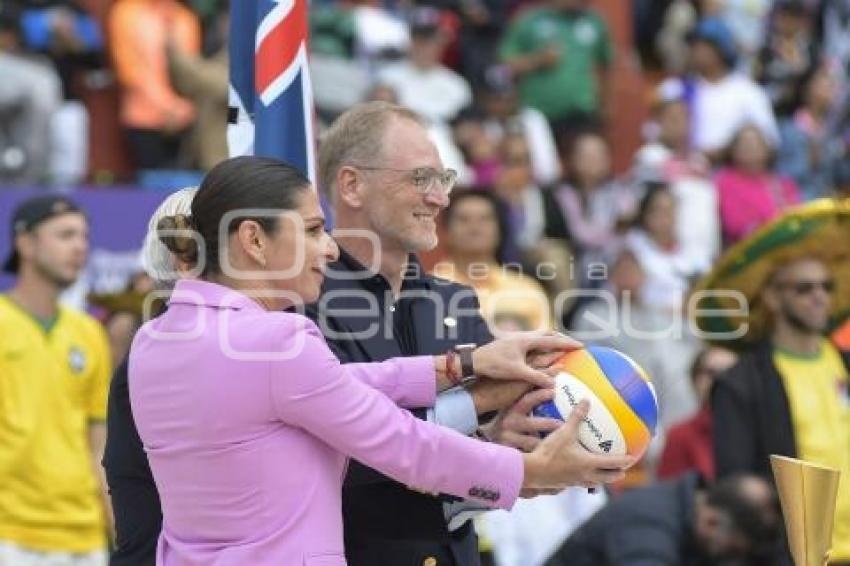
[1,0,850,565]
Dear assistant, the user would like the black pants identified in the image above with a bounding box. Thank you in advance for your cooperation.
[125,128,183,170]
[344,521,480,566]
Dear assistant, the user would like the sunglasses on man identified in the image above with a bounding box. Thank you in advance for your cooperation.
[775,279,835,296]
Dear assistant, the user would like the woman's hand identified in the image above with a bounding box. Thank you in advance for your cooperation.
[472,331,581,389]
[521,400,634,492]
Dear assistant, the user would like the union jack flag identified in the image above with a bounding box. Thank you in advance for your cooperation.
[228,0,315,183]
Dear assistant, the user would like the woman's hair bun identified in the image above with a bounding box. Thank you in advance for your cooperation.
[157,214,199,266]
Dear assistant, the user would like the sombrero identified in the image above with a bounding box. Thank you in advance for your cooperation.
[692,198,850,350]
[88,290,163,317]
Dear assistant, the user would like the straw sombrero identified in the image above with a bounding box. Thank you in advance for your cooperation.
[88,290,162,317]
[692,198,850,350]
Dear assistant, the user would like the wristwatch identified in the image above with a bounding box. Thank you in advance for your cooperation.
[454,343,477,386]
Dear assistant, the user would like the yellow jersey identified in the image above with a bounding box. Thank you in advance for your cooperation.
[0,295,111,552]
[775,341,850,560]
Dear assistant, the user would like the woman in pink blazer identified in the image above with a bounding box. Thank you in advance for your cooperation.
[129,157,632,565]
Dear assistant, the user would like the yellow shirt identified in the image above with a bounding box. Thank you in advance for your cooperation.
[775,341,850,560]
[0,296,111,552]
[433,261,551,332]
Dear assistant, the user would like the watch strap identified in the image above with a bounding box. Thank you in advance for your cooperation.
[454,343,476,380]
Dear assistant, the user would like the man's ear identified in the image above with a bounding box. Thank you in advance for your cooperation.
[336,165,365,209]
[762,284,780,315]
[15,233,36,264]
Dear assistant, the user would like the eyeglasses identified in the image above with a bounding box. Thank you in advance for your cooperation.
[777,279,835,296]
[350,165,458,196]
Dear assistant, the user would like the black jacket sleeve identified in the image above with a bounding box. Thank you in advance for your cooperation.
[107,477,162,566]
[103,358,161,566]
[542,186,571,242]
[711,360,759,479]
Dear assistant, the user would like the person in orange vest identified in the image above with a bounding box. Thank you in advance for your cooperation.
[834,318,850,350]
[108,0,200,171]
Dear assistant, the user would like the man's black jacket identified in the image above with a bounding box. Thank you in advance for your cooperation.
[306,249,494,566]
[711,341,850,480]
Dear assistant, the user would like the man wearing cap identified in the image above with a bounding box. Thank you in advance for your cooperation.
[0,196,112,566]
[659,17,778,160]
[0,4,62,185]
[479,64,561,186]
[711,254,850,563]
[378,7,472,126]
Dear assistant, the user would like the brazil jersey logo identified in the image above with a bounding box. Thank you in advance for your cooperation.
[68,346,86,374]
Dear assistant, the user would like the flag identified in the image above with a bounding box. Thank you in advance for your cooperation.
[228,0,315,183]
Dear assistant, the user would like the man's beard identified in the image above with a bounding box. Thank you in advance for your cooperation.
[780,302,827,335]
[35,260,76,289]
[368,211,438,254]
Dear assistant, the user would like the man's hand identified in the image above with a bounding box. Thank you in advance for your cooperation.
[527,349,565,370]
[468,379,531,415]
[88,422,115,544]
[472,331,582,389]
[537,44,561,69]
[482,388,562,452]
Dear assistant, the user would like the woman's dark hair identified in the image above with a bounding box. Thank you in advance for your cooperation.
[722,124,777,169]
[157,156,310,276]
[560,128,609,188]
[443,188,510,264]
[634,181,672,230]
[789,63,824,113]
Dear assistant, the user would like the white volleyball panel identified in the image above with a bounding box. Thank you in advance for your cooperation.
[552,372,627,456]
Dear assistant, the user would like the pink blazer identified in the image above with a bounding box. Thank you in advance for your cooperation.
[128,280,523,565]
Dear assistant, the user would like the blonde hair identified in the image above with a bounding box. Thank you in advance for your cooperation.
[318,101,423,198]
[141,187,198,287]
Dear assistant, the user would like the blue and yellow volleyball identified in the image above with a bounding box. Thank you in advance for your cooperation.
[533,346,659,458]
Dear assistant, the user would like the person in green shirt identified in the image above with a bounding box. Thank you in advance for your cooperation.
[499,0,612,145]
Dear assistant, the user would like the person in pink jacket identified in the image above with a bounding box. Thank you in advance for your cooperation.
[716,124,801,246]
[129,156,633,565]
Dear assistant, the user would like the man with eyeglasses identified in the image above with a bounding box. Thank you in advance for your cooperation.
[310,101,553,566]
[712,256,850,563]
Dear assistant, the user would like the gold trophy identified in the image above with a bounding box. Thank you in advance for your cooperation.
[770,455,841,566]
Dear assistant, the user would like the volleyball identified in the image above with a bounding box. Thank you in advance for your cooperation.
[533,346,659,458]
